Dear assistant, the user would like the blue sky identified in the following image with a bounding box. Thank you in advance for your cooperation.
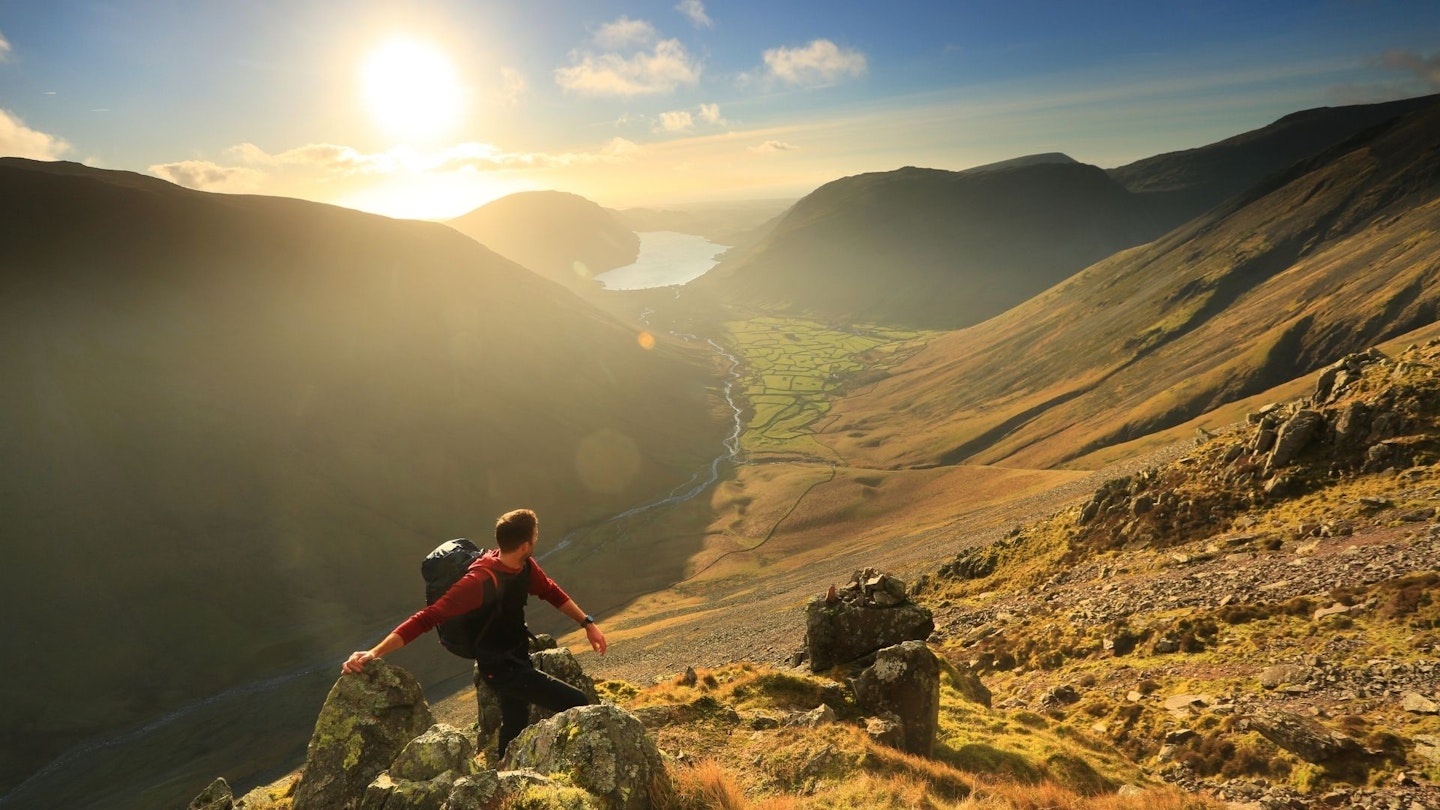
[1,1,1437,217]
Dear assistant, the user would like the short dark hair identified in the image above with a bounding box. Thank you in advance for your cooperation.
[495,508,538,552]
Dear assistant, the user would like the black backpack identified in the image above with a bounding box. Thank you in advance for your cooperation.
[422,538,498,658]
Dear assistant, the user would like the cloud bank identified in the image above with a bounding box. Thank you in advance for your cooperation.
[148,160,263,192]
[149,137,646,194]
[557,37,701,96]
[0,109,70,159]
[763,39,867,87]
[1380,49,1440,89]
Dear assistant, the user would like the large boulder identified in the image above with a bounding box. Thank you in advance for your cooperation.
[850,641,941,757]
[805,569,934,671]
[504,704,671,810]
[1243,709,1364,764]
[293,659,436,810]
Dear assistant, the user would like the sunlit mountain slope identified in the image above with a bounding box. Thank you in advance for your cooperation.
[817,100,1440,470]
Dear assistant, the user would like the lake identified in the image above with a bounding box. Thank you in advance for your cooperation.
[595,231,729,290]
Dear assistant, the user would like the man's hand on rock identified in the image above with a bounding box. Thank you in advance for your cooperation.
[342,650,376,674]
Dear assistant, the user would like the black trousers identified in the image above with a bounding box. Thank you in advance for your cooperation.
[475,648,589,758]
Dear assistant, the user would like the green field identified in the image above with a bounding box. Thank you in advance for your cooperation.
[725,317,931,460]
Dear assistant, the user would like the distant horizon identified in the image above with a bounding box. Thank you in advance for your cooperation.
[2,1,1438,217]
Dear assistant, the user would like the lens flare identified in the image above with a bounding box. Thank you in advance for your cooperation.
[637,331,656,350]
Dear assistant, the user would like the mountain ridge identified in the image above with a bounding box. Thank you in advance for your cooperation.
[814,99,1440,471]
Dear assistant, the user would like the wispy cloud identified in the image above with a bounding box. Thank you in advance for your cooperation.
[656,103,727,134]
[498,67,528,106]
[658,110,694,132]
[676,0,713,29]
[751,140,798,153]
[1379,49,1440,89]
[0,108,70,159]
[594,17,657,49]
[148,160,263,192]
[153,137,647,193]
[763,39,867,88]
[0,29,12,62]
[556,38,701,96]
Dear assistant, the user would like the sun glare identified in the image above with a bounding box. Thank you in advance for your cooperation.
[362,37,466,142]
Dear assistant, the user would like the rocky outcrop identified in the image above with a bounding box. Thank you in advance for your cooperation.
[805,569,934,671]
[293,660,436,810]
[504,704,671,810]
[850,641,940,757]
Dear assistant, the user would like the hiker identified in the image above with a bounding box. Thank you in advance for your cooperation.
[342,508,607,757]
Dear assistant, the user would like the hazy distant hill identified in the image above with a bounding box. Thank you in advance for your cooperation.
[819,99,1440,470]
[448,190,639,290]
[1109,93,1440,226]
[0,161,718,792]
[691,158,1168,329]
[612,197,795,248]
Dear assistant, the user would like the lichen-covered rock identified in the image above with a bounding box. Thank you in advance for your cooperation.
[389,724,477,782]
[473,667,505,749]
[1265,409,1325,475]
[437,771,501,810]
[805,572,934,671]
[235,776,297,810]
[293,659,436,810]
[360,772,455,810]
[189,777,233,810]
[851,641,940,757]
[504,704,671,810]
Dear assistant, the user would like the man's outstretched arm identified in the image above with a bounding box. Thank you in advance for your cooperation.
[343,632,407,673]
[556,599,607,656]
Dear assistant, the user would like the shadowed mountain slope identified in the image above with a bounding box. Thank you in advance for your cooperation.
[818,100,1440,471]
[1109,93,1440,225]
[0,160,718,792]
[448,190,639,291]
[691,158,1168,330]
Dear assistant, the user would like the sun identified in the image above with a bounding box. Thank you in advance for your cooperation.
[361,37,466,142]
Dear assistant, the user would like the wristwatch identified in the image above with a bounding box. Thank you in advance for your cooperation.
[581,614,596,626]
